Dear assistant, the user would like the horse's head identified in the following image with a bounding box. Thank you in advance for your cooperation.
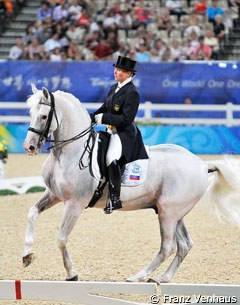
[24,84,59,155]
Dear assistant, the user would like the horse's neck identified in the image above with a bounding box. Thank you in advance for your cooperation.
[52,95,90,157]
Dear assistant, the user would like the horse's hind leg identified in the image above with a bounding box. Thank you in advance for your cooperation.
[127,214,177,283]
[57,199,85,281]
[150,219,193,283]
[23,190,60,267]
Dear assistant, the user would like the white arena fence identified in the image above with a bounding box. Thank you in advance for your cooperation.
[1,101,240,126]
[0,280,157,305]
[0,176,46,194]
[0,280,240,305]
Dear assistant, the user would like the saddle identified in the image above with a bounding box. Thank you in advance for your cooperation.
[87,131,149,208]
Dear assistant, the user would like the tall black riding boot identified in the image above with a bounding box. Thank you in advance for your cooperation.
[104,160,122,214]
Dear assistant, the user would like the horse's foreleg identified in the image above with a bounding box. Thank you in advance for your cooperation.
[127,214,177,283]
[23,190,60,267]
[57,200,84,281]
[152,219,193,283]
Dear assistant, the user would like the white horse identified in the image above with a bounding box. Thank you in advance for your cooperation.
[23,84,240,283]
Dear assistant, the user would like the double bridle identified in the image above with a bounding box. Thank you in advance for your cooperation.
[28,92,59,149]
[28,92,95,169]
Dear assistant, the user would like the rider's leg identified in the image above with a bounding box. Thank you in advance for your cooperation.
[104,134,122,214]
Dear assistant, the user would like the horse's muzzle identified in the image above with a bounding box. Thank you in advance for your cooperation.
[24,144,39,156]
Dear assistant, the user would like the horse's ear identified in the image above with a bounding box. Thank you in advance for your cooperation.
[31,83,38,94]
[42,87,49,100]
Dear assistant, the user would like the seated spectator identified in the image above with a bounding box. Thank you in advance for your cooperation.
[150,47,160,62]
[93,37,112,60]
[112,40,130,60]
[109,1,121,15]
[0,0,7,34]
[4,0,14,20]
[77,8,91,28]
[133,1,152,26]
[52,19,69,50]
[81,45,94,60]
[37,0,52,23]
[36,20,53,44]
[153,38,167,60]
[183,13,203,38]
[206,0,224,25]
[204,29,219,58]
[157,10,174,37]
[52,0,69,23]
[165,0,187,22]
[106,30,119,52]
[135,42,151,62]
[50,46,62,61]
[117,9,132,37]
[194,0,207,15]
[66,21,85,44]
[145,30,156,50]
[44,14,53,29]
[44,32,61,53]
[170,38,181,61]
[27,38,44,60]
[67,40,82,60]
[213,14,225,44]
[89,20,100,33]
[84,30,101,50]
[161,47,173,62]
[22,23,37,45]
[8,37,23,60]
[102,9,117,35]
[68,0,82,23]
[188,30,200,49]
[192,35,212,60]
[180,39,194,60]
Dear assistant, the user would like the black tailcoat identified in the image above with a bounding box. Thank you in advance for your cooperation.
[94,81,148,163]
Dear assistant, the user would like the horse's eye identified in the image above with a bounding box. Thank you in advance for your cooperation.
[41,115,47,120]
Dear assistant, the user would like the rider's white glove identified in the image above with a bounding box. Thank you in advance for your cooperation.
[94,113,103,125]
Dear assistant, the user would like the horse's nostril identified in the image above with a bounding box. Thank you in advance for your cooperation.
[29,145,35,151]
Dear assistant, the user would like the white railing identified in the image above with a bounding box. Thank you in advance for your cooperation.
[1,101,240,126]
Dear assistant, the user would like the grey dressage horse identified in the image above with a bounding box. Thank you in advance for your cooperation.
[23,84,240,283]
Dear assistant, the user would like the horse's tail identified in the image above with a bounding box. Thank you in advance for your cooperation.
[202,157,240,227]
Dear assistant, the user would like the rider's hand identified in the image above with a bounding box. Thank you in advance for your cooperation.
[94,114,103,125]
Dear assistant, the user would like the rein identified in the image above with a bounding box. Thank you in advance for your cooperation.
[28,91,96,169]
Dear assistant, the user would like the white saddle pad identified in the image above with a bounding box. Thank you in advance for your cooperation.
[90,135,149,187]
[121,147,149,187]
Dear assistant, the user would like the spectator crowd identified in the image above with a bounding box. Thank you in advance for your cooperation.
[0,0,26,34]
[7,0,240,62]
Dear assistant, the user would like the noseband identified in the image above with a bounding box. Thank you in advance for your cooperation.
[28,92,59,149]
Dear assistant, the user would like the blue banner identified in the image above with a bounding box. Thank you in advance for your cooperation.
[0,61,239,105]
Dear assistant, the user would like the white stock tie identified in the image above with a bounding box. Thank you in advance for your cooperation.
[115,86,120,93]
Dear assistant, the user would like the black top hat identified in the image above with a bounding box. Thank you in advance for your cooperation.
[113,56,137,72]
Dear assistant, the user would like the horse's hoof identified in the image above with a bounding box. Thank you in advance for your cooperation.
[23,253,35,267]
[66,275,78,281]
[126,275,147,283]
[126,276,139,283]
[147,277,161,285]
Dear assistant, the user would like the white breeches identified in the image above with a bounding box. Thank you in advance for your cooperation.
[106,133,122,166]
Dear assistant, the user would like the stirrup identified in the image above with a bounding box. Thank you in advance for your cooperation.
[104,198,122,214]
[104,200,113,214]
